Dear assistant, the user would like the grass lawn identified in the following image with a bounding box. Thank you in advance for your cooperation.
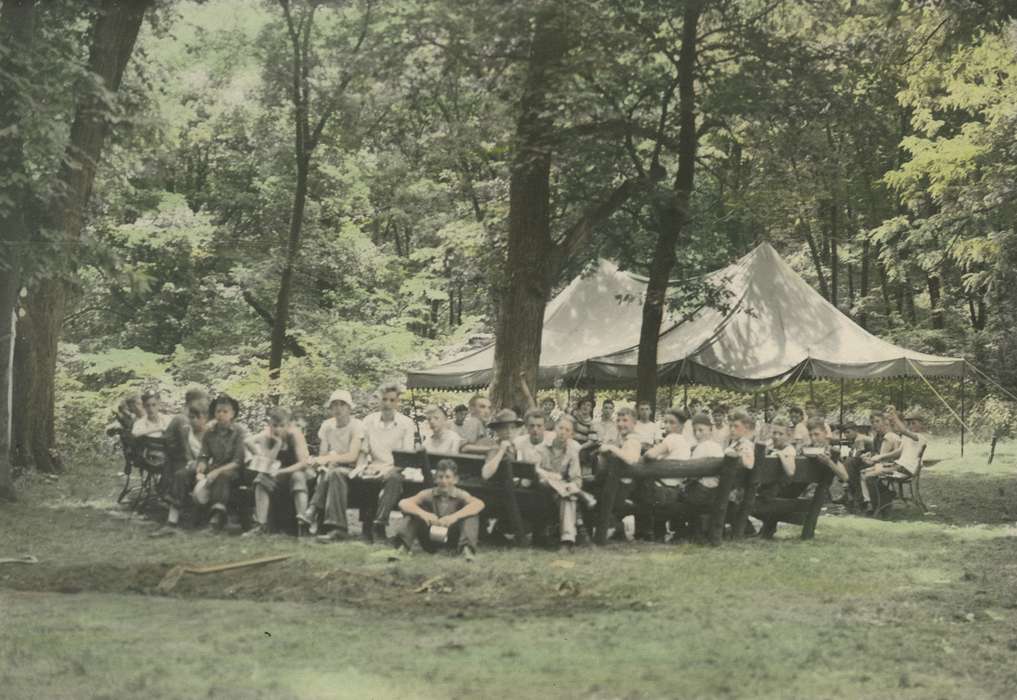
[2,436,1016,699]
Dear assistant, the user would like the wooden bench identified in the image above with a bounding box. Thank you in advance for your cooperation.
[392,450,543,545]
[595,454,739,546]
[730,449,834,540]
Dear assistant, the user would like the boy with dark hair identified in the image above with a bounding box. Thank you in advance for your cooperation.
[359,383,415,542]
[537,415,590,551]
[151,397,209,537]
[725,410,756,470]
[571,396,596,445]
[459,394,493,454]
[193,394,246,532]
[451,404,469,437]
[790,406,808,446]
[422,405,463,454]
[391,459,485,561]
[595,399,619,445]
[634,400,662,447]
[132,390,171,438]
[858,407,925,511]
[246,407,312,537]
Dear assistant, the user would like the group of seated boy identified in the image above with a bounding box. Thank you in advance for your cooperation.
[114,383,928,559]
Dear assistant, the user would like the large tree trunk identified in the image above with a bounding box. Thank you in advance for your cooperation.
[0,0,36,500]
[635,0,702,411]
[489,8,567,412]
[12,0,149,472]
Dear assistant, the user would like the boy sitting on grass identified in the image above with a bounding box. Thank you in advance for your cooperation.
[391,459,485,561]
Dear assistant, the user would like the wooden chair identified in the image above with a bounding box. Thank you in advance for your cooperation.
[595,454,739,546]
[873,444,929,517]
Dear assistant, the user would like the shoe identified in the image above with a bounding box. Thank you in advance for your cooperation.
[316,529,348,544]
[296,508,315,526]
[461,546,476,562]
[149,525,180,538]
[208,511,224,531]
[242,525,267,538]
[372,521,388,544]
[387,543,411,562]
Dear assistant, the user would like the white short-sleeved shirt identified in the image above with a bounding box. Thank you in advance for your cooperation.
[423,429,462,455]
[634,420,662,447]
[362,411,415,466]
[512,435,548,467]
[691,439,724,487]
[897,433,927,471]
[595,418,619,445]
[454,415,487,444]
[657,433,693,487]
[317,417,366,464]
[132,413,171,437]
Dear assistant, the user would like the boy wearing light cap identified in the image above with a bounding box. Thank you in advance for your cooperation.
[298,388,365,541]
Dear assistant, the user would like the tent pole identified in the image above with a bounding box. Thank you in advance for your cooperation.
[809,378,815,403]
[764,391,770,422]
[838,378,845,443]
[961,367,966,457]
[898,375,905,411]
[683,384,688,412]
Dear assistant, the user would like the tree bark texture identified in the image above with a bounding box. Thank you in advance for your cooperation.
[635,0,702,411]
[489,7,567,412]
[0,0,37,498]
[13,0,150,472]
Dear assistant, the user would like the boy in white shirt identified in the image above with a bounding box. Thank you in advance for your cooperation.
[422,405,463,454]
[685,412,724,503]
[633,400,662,448]
[859,408,927,512]
[639,408,693,540]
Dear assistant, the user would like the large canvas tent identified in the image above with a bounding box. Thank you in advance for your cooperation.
[406,243,968,392]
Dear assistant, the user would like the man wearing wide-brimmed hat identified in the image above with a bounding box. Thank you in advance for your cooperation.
[480,408,524,480]
[298,388,364,541]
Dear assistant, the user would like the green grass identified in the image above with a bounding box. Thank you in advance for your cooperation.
[1,438,1016,699]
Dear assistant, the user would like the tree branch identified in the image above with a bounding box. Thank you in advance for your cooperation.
[242,289,307,357]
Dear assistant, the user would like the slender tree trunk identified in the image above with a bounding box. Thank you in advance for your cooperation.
[859,239,870,327]
[927,274,943,329]
[847,263,855,309]
[13,0,149,472]
[269,155,309,382]
[636,0,702,411]
[829,202,839,308]
[803,222,830,300]
[489,8,567,412]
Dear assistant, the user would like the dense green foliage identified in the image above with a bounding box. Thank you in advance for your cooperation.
[5,0,1014,446]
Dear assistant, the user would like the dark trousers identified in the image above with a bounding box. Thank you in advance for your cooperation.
[309,468,350,531]
[396,514,479,553]
[165,466,195,508]
[309,469,404,530]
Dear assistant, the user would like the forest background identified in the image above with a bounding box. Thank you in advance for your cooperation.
[3,0,1017,497]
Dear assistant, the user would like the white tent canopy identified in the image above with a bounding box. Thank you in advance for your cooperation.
[407,243,966,391]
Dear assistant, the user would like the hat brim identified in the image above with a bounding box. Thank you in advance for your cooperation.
[488,419,523,428]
